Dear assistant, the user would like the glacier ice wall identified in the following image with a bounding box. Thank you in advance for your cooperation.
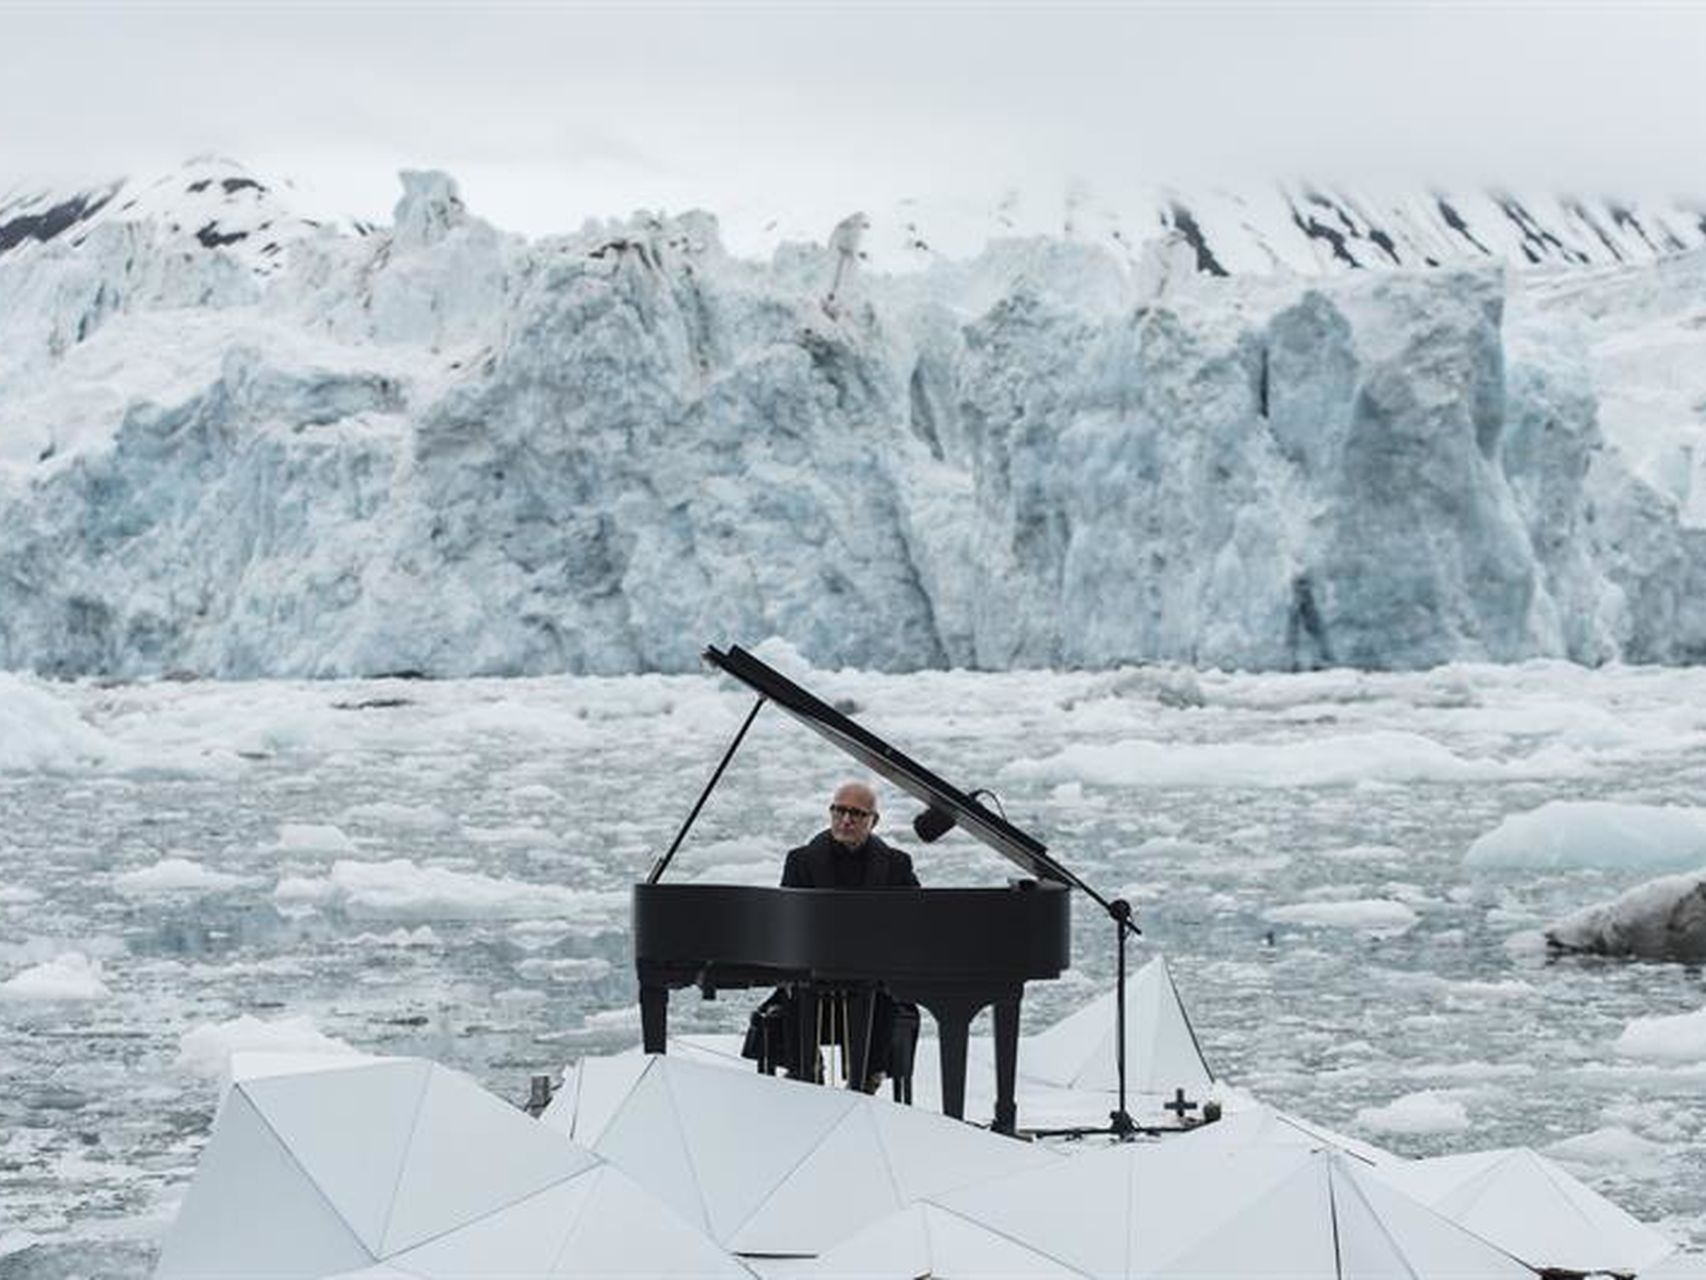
[2,170,1705,678]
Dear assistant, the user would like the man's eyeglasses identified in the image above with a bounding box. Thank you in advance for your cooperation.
[829,804,873,820]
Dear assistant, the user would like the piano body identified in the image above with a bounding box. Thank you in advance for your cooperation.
[633,644,1085,1135]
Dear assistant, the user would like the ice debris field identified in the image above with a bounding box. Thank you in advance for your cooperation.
[6,649,1706,1274]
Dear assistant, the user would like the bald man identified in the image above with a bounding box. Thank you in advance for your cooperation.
[782,780,920,889]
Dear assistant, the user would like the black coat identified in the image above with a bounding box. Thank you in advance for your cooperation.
[744,831,920,1082]
[781,831,920,889]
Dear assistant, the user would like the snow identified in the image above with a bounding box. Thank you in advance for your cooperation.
[1465,801,1706,870]
[0,952,110,1002]
[1355,1090,1474,1135]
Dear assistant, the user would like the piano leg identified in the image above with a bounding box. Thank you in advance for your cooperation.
[922,994,982,1122]
[993,986,1022,1136]
[639,981,669,1054]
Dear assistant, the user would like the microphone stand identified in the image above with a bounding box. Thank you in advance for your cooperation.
[1108,898,1140,1139]
[1025,894,1154,1143]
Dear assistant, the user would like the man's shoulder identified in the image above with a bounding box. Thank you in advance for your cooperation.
[870,836,920,884]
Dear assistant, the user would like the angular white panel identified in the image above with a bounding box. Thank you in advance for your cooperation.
[1336,1158,1534,1280]
[390,1174,595,1278]
[241,1058,433,1253]
[555,1164,757,1278]
[593,1064,711,1234]
[871,1092,1059,1203]
[938,1141,1134,1279]
[799,1201,932,1279]
[1388,1146,1673,1273]
[154,1090,374,1280]
[728,1107,902,1257]
[545,1054,652,1145]
[664,1056,859,1241]
[1144,1156,1338,1280]
[381,1063,598,1255]
[808,1202,1092,1279]
[922,1203,1092,1279]
[1127,1142,1320,1273]
[1020,958,1213,1096]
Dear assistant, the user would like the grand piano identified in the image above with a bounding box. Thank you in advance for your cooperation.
[634,644,1095,1135]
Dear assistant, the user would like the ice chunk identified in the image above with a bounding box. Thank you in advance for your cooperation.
[113,856,250,895]
[0,951,109,1002]
[1614,1005,1706,1063]
[1546,869,1706,962]
[1264,899,1420,934]
[1466,800,1706,870]
[1354,1090,1472,1135]
[177,1013,361,1080]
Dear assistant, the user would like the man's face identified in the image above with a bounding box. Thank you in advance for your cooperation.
[828,784,877,849]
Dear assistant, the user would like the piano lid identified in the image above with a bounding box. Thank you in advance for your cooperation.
[703,644,1072,887]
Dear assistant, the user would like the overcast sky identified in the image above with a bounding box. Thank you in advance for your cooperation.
[5,1,1705,240]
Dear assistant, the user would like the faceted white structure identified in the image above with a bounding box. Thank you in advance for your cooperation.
[153,1054,751,1279]
[1375,1146,1676,1275]
[652,950,1219,1132]
[542,1052,1059,1259]
[834,1142,1529,1280]
[1022,956,1213,1096]
[796,1201,1090,1279]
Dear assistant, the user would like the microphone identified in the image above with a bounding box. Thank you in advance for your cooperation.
[912,804,957,843]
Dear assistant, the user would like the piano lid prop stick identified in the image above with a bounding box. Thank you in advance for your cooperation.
[646,695,768,884]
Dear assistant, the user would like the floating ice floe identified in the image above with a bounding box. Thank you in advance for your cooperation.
[271,822,361,856]
[112,856,250,895]
[1615,1004,1706,1063]
[1002,730,1574,790]
[1354,1089,1473,1136]
[0,673,125,772]
[176,1013,361,1081]
[1264,899,1420,935]
[0,951,109,1002]
[273,857,624,921]
[1466,800,1706,870]
[1547,868,1706,962]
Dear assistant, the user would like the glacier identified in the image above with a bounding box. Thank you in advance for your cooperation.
[3,160,1706,677]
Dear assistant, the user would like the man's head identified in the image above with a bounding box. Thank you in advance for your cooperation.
[828,780,878,850]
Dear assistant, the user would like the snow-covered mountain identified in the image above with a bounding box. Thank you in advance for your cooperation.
[3,161,1706,678]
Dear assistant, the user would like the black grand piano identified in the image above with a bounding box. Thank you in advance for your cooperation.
[634,644,1101,1135]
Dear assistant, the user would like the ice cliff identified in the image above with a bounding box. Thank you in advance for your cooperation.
[3,160,1706,678]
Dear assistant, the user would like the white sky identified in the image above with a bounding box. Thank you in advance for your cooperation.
[5,1,1706,240]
